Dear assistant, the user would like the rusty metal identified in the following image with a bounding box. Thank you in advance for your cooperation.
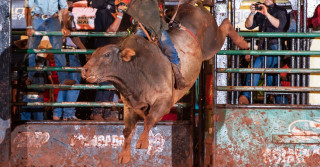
[27,84,116,90]
[15,49,320,55]
[217,68,320,73]
[212,0,320,166]
[238,32,320,38]
[217,104,320,109]
[219,50,320,55]
[12,30,129,37]
[27,66,82,72]
[10,121,192,166]
[0,0,11,166]
[12,102,187,108]
[217,86,320,92]
[213,108,320,166]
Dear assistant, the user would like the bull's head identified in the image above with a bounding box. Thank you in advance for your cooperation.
[81,44,136,84]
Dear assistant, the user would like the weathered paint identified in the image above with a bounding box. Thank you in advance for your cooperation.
[218,68,320,73]
[0,0,10,166]
[11,121,192,166]
[217,86,320,92]
[214,108,320,166]
[16,48,320,55]
[12,30,129,37]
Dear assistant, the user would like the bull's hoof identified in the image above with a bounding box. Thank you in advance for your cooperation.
[136,138,149,149]
[118,151,131,164]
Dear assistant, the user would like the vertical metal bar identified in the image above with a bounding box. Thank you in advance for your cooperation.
[0,0,11,165]
[231,55,235,104]
[296,0,301,104]
[264,38,268,104]
[301,0,307,104]
[307,28,312,104]
[291,38,295,104]
[231,0,235,28]
[236,27,240,105]
[197,62,205,167]
[277,38,281,87]
[303,0,307,32]
[250,38,254,104]
[230,0,235,104]
[277,38,281,104]
[212,52,217,167]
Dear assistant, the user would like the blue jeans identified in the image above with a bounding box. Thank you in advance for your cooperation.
[243,44,287,104]
[135,28,180,65]
[27,17,67,83]
[21,95,44,120]
[53,54,81,119]
[92,82,116,116]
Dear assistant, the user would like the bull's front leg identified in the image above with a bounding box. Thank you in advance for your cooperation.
[118,104,139,164]
[136,97,172,149]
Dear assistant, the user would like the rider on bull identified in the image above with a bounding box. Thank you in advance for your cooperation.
[126,0,188,90]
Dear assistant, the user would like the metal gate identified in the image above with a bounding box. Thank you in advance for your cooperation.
[208,0,320,166]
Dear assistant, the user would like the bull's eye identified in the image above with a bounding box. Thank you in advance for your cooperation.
[105,53,110,57]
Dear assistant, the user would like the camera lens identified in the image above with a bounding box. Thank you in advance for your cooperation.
[254,2,263,10]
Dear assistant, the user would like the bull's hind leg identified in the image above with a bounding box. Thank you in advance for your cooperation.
[118,105,139,164]
[219,19,249,49]
[136,97,171,149]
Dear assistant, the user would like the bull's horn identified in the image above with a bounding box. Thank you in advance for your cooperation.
[119,48,136,62]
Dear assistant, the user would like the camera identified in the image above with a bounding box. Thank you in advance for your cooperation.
[116,2,126,13]
[254,2,264,11]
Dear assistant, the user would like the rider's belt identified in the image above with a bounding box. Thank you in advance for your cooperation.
[65,46,77,49]
[34,13,58,20]
[25,92,44,99]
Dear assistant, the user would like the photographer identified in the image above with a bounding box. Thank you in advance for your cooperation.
[239,0,287,104]
[91,0,127,47]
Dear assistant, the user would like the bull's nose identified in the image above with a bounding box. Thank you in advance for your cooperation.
[81,67,89,78]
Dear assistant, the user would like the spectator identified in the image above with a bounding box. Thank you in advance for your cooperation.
[24,0,72,86]
[43,52,59,115]
[21,43,54,120]
[239,0,287,104]
[90,0,128,121]
[52,0,89,120]
[307,4,320,31]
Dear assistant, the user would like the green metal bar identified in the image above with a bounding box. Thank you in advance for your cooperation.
[12,31,320,38]
[27,67,82,72]
[15,49,95,54]
[238,32,320,38]
[15,49,320,55]
[27,84,115,90]
[217,50,320,55]
[12,31,129,37]
[26,67,320,73]
[13,102,124,107]
[217,68,320,73]
[217,86,320,92]
[12,102,187,108]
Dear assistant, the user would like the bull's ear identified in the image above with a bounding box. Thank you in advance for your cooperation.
[119,48,136,62]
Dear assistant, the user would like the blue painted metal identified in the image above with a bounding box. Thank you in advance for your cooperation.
[10,121,192,166]
[214,108,320,166]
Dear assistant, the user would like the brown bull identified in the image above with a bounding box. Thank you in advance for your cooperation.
[81,0,248,164]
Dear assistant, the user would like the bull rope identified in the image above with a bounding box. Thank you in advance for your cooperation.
[179,25,201,48]
[169,0,183,24]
